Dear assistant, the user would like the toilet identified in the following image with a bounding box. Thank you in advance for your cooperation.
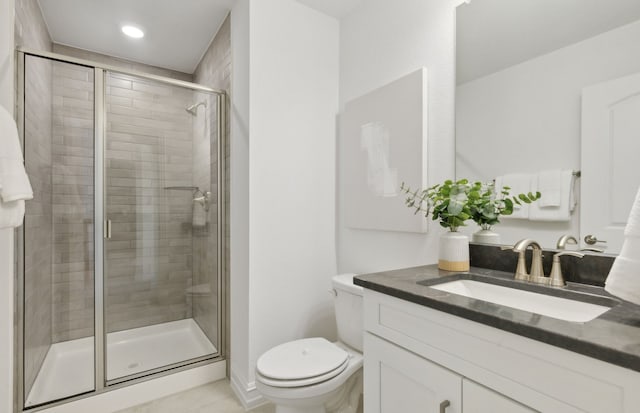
[255,274,364,413]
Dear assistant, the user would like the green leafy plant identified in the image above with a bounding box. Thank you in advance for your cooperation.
[400,179,475,232]
[400,180,541,232]
[467,182,541,230]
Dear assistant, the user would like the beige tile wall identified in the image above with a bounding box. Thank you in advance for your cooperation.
[193,14,231,350]
[22,55,54,399]
[51,61,95,342]
[53,44,193,82]
[42,45,201,340]
[15,0,54,397]
[105,72,196,333]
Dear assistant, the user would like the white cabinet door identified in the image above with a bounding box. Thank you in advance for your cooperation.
[364,332,461,413]
[581,72,640,253]
[462,379,536,413]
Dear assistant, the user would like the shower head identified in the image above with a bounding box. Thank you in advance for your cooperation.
[186,101,207,115]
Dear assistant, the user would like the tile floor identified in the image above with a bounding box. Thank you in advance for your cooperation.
[115,379,275,413]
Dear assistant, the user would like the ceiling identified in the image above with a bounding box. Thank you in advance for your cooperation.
[457,0,640,84]
[38,0,236,74]
[295,0,363,19]
[38,0,363,75]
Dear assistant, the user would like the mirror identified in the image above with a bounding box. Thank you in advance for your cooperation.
[455,0,640,253]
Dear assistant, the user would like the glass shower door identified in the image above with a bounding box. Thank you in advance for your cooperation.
[103,72,219,382]
[21,55,96,407]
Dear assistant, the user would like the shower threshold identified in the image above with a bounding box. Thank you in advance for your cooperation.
[25,318,216,408]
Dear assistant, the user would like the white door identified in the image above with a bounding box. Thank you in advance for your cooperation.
[581,72,640,253]
[462,379,536,413]
[364,333,461,413]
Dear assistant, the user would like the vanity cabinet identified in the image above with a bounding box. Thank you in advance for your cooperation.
[362,289,640,413]
[366,333,533,413]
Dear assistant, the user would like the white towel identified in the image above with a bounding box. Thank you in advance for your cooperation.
[495,173,531,219]
[528,170,575,222]
[605,187,640,305]
[192,201,207,227]
[624,185,640,238]
[605,256,640,305]
[0,105,33,229]
[537,170,562,207]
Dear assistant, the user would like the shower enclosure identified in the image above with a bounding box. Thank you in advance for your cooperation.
[16,49,226,410]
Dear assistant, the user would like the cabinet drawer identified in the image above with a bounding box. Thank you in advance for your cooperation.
[463,379,535,413]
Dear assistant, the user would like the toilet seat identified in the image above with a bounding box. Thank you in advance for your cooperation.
[256,338,349,387]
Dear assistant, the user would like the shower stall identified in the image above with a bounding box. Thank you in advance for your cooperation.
[15,48,226,410]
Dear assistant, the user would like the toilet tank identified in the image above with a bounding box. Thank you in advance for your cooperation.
[332,274,363,352]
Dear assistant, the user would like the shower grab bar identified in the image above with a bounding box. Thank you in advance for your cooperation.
[164,186,200,191]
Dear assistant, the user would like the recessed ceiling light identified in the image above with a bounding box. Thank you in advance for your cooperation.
[122,25,144,39]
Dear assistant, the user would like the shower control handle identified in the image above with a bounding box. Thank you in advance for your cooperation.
[105,219,112,239]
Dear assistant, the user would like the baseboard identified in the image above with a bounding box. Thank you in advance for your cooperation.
[230,368,267,410]
[40,360,226,413]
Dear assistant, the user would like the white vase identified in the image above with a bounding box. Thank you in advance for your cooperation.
[472,228,501,244]
[438,231,470,272]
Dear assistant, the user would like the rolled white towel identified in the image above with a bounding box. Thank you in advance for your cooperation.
[604,188,640,304]
[624,186,640,238]
[605,256,640,305]
[192,201,207,228]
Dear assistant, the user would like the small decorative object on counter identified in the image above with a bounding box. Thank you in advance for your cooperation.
[400,179,541,271]
[468,182,541,244]
[400,179,473,271]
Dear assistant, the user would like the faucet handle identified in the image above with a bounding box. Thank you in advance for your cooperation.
[549,251,584,287]
[556,235,578,250]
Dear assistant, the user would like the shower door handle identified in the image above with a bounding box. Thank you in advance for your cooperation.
[105,219,112,239]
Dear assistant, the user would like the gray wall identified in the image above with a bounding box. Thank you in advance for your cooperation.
[193,14,231,351]
[46,45,199,338]
[15,0,53,397]
[104,71,196,333]
[51,61,95,342]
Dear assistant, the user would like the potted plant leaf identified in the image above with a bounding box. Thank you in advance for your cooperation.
[400,179,541,271]
[467,182,541,244]
[400,179,477,271]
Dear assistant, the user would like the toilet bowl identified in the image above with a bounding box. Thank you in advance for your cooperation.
[255,274,363,413]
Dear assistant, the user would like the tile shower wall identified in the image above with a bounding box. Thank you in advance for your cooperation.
[22,56,53,398]
[51,62,95,342]
[193,14,231,350]
[39,45,200,340]
[15,0,54,396]
[105,72,196,333]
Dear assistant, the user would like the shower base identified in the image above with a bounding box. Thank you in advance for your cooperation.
[25,318,217,408]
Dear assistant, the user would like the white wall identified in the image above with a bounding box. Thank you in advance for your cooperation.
[0,0,15,410]
[230,0,339,407]
[456,19,640,247]
[337,0,457,274]
[229,0,252,403]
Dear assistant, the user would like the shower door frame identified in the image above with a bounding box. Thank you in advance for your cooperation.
[15,48,228,412]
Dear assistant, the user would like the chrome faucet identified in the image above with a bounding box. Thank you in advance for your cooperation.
[503,239,544,282]
[556,235,578,250]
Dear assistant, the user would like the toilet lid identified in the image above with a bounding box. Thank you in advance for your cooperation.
[256,338,349,382]
[256,358,349,388]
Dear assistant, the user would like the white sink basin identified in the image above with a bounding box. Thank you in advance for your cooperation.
[430,279,611,322]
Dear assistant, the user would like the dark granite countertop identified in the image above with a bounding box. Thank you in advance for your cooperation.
[354,265,640,373]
